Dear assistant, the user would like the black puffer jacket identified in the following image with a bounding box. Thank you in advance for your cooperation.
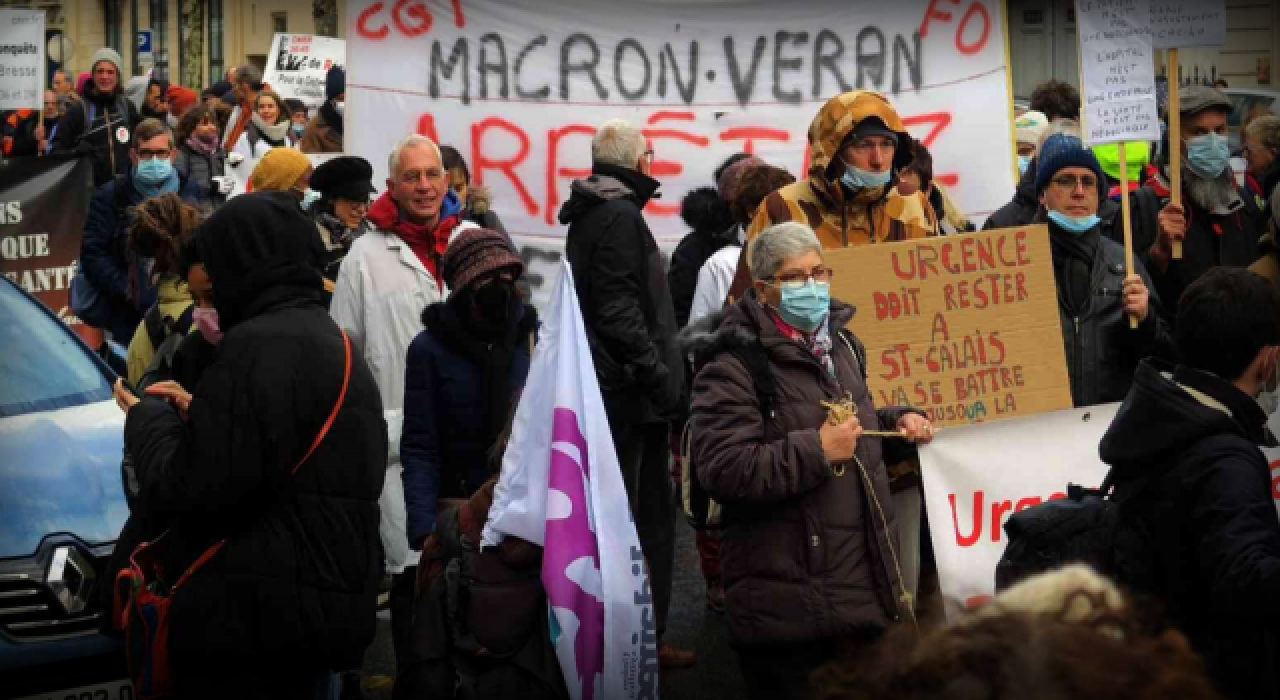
[1047,212,1176,407]
[684,294,915,647]
[1101,361,1280,700]
[669,186,738,328]
[52,84,139,186]
[983,158,1038,230]
[560,163,684,424]
[122,192,387,697]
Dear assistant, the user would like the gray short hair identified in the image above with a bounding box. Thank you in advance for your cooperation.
[1247,116,1280,152]
[592,118,647,169]
[235,64,262,86]
[388,134,443,178]
[748,222,823,281]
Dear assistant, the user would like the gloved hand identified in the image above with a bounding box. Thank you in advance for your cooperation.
[211,176,233,194]
[226,152,245,166]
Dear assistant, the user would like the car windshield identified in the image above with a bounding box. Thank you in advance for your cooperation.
[0,282,111,417]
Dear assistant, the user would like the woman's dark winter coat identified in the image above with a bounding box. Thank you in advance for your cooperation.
[401,298,537,548]
[1102,360,1280,700]
[668,186,738,328]
[121,192,388,697]
[174,143,228,211]
[684,292,915,647]
[53,83,140,186]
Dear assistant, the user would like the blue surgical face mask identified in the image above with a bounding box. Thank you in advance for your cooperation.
[294,187,322,210]
[840,164,892,191]
[291,122,305,136]
[1047,209,1101,234]
[1018,155,1033,175]
[775,279,830,333]
[134,157,174,185]
[1185,132,1230,179]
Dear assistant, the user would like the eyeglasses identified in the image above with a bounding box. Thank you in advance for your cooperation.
[1049,174,1098,191]
[136,148,171,159]
[766,266,834,288]
[400,167,446,184]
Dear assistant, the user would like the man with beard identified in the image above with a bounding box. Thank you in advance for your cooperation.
[1127,86,1267,321]
[52,48,140,186]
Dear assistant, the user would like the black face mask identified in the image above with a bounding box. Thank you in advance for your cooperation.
[472,280,514,333]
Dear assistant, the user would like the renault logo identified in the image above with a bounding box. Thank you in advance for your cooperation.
[46,545,96,615]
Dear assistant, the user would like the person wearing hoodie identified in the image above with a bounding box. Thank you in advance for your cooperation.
[984,110,1051,231]
[301,66,344,154]
[668,153,756,329]
[113,191,387,699]
[78,118,202,342]
[1034,132,1173,407]
[330,133,476,673]
[559,117,695,669]
[1128,86,1266,321]
[173,105,231,211]
[235,88,298,157]
[1099,267,1280,700]
[743,91,938,248]
[53,48,140,186]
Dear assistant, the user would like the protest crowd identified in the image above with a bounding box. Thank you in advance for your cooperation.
[6,7,1280,700]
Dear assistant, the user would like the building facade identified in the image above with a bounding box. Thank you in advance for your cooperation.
[2,0,346,89]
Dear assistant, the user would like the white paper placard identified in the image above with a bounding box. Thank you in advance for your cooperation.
[1077,0,1161,144]
[0,9,45,111]
[1149,0,1226,49]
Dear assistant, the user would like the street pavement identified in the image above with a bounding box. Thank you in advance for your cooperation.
[359,517,747,699]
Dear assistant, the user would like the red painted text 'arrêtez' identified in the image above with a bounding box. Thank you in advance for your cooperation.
[472,117,538,216]
[644,111,710,217]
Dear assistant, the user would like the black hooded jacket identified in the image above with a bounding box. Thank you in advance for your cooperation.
[983,158,1038,231]
[668,186,738,328]
[559,163,684,424]
[1101,361,1280,700]
[53,83,139,186]
[121,192,388,696]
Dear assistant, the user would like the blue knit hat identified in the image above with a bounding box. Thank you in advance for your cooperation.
[1035,133,1107,196]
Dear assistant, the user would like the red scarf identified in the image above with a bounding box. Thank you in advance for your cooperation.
[367,191,458,288]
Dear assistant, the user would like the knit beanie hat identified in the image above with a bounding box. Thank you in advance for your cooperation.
[1092,141,1151,183]
[1035,133,1107,195]
[249,148,312,192]
[442,228,524,293]
[90,47,124,77]
[717,155,764,203]
[1015,110,1050,147]
[326,66,346,100]
[166,86,199,117]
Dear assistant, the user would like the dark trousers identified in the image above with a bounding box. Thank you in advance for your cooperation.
[390,566,417,671]
[736,639,844,700]
[610,418,675,638]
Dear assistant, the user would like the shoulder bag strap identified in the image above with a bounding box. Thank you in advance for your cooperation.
[168,329,353,591]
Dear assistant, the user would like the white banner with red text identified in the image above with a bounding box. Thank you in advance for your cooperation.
[345,0,1017,243]
[921,402,1280,609]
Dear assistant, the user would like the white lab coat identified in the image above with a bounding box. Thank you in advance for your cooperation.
[329,222,475,573]
[688,244,742,325]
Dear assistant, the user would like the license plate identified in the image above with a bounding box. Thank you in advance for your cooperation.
[15,680,134,700]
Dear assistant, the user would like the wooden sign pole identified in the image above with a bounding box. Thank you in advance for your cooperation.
[1168,48,1183,258]
[1118,140,1139,329]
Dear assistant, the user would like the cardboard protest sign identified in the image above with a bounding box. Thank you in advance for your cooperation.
[346,0,1018,241]
[919,404,1116,609]
[1076,0,1161,144]
[827,224,1071,427]
[0,157,94,326]
[0,8,44,110]
[1149,0,1226,49]
[263,33,346,112]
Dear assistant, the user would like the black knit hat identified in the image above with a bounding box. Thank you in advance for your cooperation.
[310,156,375,202]
[326,66,345,100]
[441,228,523,293]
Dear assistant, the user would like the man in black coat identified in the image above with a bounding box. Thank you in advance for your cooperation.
[52,48,140,186]
[558,117,693,668]
[1100,267,1280,700]
[114,191,387,698]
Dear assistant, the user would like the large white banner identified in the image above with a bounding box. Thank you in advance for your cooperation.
[483,261,657,700]
[0,8,44,110]
[346,0,1017,244]
[264,33,347,112]
[922,401,1280,608]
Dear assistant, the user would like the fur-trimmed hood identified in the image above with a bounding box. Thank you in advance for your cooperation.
[468,183,495,216]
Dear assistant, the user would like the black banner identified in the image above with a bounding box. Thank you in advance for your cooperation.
[0,155,92,325]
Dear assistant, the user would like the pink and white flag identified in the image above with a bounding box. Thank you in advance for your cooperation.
[483,260,659,700]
